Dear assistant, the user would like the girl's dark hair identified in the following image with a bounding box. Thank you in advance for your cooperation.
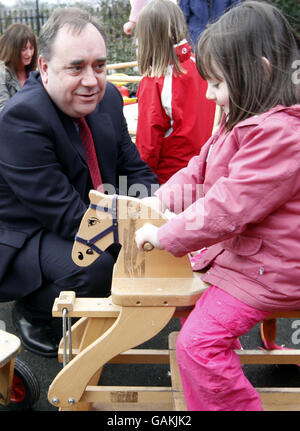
[196,1,300,130]
[0,23,37,73]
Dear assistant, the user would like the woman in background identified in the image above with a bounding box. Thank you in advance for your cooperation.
[0,23,37,111]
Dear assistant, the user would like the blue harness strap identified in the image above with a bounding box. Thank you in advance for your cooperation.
[75,194,119,255]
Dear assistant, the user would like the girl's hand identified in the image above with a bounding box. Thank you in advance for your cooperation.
[135,223,163,251]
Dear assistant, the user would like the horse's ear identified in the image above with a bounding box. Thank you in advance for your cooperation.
[89,189,106,202]
[89,190,95,202]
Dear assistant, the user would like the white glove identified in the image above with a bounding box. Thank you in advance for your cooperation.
[135,223,163,251]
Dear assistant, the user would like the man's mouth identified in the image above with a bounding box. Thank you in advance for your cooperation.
[76,91,99,99]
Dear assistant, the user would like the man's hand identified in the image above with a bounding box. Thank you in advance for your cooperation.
[135,223,163,251]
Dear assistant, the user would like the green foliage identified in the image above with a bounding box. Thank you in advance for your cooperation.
[94,0,137,64]
[254,0,300,35]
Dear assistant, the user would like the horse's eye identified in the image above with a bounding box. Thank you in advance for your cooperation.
[78,251,84,260]
[88,218,99,227]
[86,248,94,255]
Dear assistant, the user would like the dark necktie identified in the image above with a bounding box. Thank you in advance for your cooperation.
[75,117,103,191]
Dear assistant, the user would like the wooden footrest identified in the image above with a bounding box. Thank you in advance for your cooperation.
[238,348,300,365]
[168,332,187,411]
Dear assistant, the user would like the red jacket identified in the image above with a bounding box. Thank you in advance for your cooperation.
[136,40,216,184]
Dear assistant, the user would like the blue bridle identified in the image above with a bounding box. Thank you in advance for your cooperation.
[75,194,119,257]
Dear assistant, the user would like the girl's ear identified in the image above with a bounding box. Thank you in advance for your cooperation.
[262,56,271,73]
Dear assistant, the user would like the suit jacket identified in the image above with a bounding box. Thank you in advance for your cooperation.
[0,71,157,300]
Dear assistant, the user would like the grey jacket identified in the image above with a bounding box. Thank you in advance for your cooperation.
[0,62,20,111]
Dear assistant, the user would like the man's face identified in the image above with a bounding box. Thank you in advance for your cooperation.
[39,23,107,118]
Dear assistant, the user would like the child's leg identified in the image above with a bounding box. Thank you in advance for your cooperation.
[176,285,271,411]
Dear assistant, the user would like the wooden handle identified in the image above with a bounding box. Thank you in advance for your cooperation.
[143,242,154,252]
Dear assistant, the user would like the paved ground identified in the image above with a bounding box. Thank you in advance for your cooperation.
[1,300,300,412]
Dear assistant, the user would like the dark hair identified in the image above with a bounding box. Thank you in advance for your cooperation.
[0,23,37,73]
[39,7,106,61]
[196,1,300,130]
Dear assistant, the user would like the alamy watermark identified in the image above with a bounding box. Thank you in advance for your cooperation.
[291,319,300,345]
[292,60,300,85]
[93,177,206,230]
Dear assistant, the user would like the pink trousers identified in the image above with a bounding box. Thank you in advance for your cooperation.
[176,285,271,411]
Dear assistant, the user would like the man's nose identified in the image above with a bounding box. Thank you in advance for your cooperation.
[81,67,98,86]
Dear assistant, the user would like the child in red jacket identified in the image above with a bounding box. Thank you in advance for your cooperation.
[135,0,216,184]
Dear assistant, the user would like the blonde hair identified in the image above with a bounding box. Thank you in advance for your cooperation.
[136,0,188,77]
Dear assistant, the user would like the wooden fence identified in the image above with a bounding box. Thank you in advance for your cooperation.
[0,8,49,35]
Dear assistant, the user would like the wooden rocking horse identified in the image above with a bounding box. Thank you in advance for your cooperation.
[48,190,208,410]
[48,191,300,411]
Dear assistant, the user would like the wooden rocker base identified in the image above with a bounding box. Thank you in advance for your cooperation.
[48,292,300,411]
[48,292,180,410]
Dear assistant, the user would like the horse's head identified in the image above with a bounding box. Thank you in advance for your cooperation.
[72,190,118,267]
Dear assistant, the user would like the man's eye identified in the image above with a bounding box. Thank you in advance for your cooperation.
[68,66,82,73]
[94,64,105,72]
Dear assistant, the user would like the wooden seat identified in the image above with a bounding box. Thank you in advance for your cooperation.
[0,329,21,405]
[47,191,300,411]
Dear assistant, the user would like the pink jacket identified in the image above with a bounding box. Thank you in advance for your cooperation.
[156,105,300,312]
[129,0,151,22]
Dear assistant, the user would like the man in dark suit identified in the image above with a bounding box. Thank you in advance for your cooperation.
[0,8,157,357]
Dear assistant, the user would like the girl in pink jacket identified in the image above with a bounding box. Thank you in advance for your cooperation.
[135,1,300,410]
[135,0,216,184]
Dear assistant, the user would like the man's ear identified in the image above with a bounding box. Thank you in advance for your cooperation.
[38,55,48,84]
